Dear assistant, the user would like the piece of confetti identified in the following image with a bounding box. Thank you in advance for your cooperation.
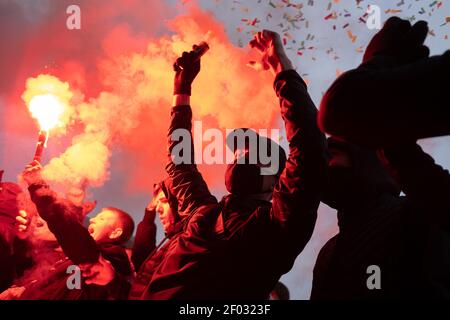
[347,30,357,43]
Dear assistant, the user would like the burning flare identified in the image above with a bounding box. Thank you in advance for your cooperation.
[28,94,65,132]
[22,74,75,163]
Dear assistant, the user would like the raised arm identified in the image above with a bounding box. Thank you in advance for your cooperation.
[22,162,99,265]
[166,48,217,216]
[250,31,327,245]
[378,144,450,231]
[131,202,157,272]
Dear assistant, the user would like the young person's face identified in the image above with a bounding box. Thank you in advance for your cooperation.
[88,209,121,242]
[154,191,172,232]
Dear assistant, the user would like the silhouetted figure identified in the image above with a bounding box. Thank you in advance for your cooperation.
[319,17,450,148]
[311,138,450,299]
[128,31,327,299]
[85,31,326,300]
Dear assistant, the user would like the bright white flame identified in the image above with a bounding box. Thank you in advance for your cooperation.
[28,94,65,131]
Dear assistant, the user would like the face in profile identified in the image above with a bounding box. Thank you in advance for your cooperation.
[154,191,172,232]
[88,209,122,242]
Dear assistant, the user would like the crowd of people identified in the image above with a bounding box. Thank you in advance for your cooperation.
[0,17,449,300]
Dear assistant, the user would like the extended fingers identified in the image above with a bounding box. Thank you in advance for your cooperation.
[174,51,198,70]
[249,39,265,53]
[16,215,28,225]
[18,210,28,219]
[408,20,429,46]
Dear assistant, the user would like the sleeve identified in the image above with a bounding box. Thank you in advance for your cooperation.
[310,236,337,300]
[28,183,100,264]
[165,105,218,216]
[131,208,157,272]
[100,244,133,277]
[318,51,450,148]
[0,231,14,292]
[379,143,450,231]
[271,70,328,250]
[102,273,132,300]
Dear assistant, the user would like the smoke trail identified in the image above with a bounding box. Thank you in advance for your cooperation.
[19,3,280,194]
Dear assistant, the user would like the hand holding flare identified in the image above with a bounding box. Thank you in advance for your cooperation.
[27,93,65,163]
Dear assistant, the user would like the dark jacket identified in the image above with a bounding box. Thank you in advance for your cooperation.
[14,241,131,300]
[131,207,157,272]
[0,227,32,293]
[131,70,327,299]
[311,144,450,299]
[22,182,132,300]
[0,182,33,292]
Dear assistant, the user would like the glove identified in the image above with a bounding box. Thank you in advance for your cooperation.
[173,47,201,96]
[143,207,156,224]
[363,17,430,64]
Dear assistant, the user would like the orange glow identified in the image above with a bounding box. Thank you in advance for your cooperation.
[28,94,65,131]
[22,74,75,136]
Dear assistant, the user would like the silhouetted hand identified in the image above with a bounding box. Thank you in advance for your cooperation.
[173,47,201,96]
[363,17,430,64]
[248,30,293,75]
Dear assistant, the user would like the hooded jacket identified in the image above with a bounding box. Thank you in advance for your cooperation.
[130,69,327,299]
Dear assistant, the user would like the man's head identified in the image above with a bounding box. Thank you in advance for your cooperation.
[152,182,179,234]
[322,137,400,210]
[225,129,286,196]
[88,207,134,244]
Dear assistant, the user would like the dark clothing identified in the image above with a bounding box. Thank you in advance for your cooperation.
[0,227,32,292]
[15,241,131,300]
[380,144,450,232]
[24,182,132,299]
[318,51,450,148]
[131,70,327,299]
[0,182,32,292]
[28,183,99,264]
[312,144,450,299]
[131,208,157,272]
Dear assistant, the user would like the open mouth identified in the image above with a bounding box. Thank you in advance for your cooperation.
[88,225,94,235]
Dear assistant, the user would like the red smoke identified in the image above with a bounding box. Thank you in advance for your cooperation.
[3,1,281,196]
